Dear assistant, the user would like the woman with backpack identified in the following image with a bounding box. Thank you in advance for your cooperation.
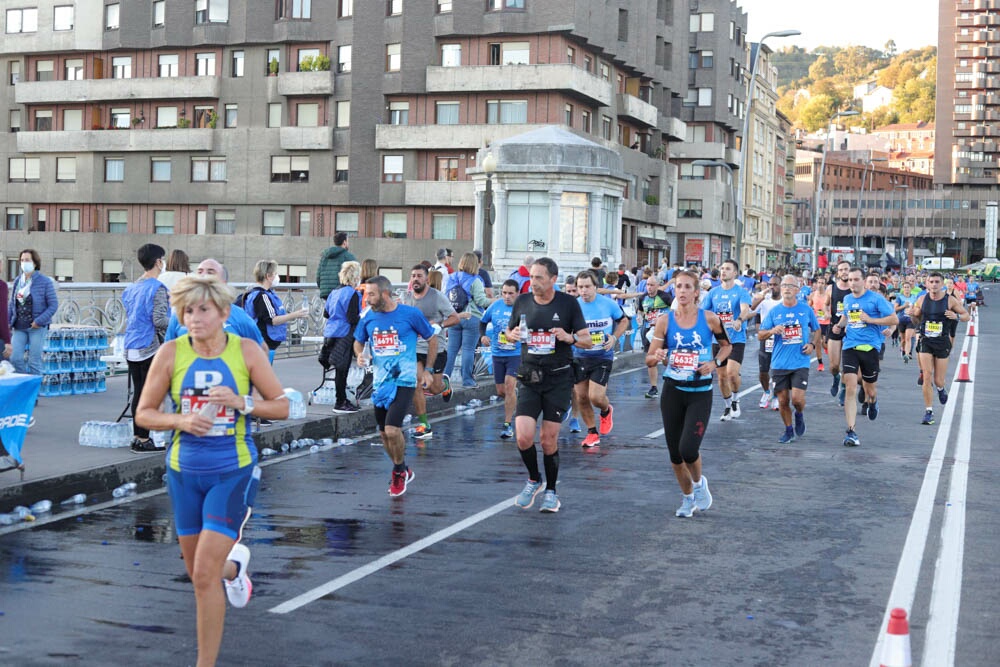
[443,252,491,388]
[244,260,309,364]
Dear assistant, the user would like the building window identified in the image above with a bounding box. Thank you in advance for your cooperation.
[62,109,82,131]
[60,209,81,232]
[36,60,54,82]
[9,109,20,132]
[8,157,40,182]
[102,259,123,281]
[156,106,177,128]
[338,45,352,72]
[701,50,714,68]
[618,9,628,41]
[263,210,285,235]
[107,209,127,233]
[34,109,52,131]
[336,211,358,233]
[506,191,549,253]
[564,103,573,127]
[581,110,591,133]
[386,43,401,72]
[193,105,214,127]
[437,157,458,181]
[224,104,237,128]
[678,199,703,218]
[690,12,714,32]
[196,52,216,77]
[271,156,309,182]
[6,8,38,33]
[600,62,611,81]
[437,0,452,13]
[231,50,244,77]
[336,100,350,128]
[267,103,282,128]
[698,87,712,107]
[6,207,25,231]
[601,195,616,253]
[297,103,318,127]
[105,158,125,182]
[387,0,402,16]
[339,0,353,18]
[436,102,459,125]
[154,210,174,234]
[276,0,310,19]
[159,55,179,78]
[583,55,592,72]
[489,41,529,65]
[9,61,20,85]
[151,158,171,182]
[297,210,311,236]
[389,101,408,125]
[679,163,705,180]
[53,5,74,31]
[297,48,320,70]
[214,209,236,234]
[567,46,575,64]
[488,0,525,10]
[334,155,349,182]
[153,0,165,26]
[266,49,280,75]
[196,0,228,24]
[560,192,588,253]
[383,212,407,238]
[432,214,457,239]
[56,157,76,183]
[192,157,227,182]
[112,56,131,79]
[441,44,461,67]
[383,155,403,182]
[601,115,612,140]
[53,258,74,282]
[110,108,130,128]
[105,3,119,30]
[486,100,527,124]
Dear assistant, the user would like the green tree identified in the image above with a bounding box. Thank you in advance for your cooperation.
[799,94,836,132]
[893,77,935,122]
[808,55,835,82]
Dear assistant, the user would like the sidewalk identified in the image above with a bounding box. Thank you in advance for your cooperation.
[0,350,646,509]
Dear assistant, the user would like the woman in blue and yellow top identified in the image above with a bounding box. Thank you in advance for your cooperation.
[136,276,287,667]
[646,270,731,519]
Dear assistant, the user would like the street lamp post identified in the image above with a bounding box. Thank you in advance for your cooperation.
[735,29,800,270]
[693,159,736,263]
[811,109,860,273]
[481,152,497,270]
[854,155,887,265]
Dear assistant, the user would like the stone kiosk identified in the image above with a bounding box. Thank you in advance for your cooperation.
[470,126,628,280]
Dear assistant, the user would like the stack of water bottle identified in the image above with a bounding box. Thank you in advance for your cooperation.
[39,327,109,397]
[310,383,337,405]
[79,420,134,448]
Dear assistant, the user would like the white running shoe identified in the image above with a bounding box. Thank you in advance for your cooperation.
[730,401,741,418]
[224,543,252,608]
[719,407,732,422]
[758,392,771,409]
[771,397,779,411]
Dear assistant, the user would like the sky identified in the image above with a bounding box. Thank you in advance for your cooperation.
[741,0,939,52]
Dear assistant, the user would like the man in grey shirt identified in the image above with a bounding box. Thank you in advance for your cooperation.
[401,264,460,438]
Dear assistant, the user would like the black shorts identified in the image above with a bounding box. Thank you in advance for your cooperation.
[916,337,952,359]
[897,318,915,331]
[515,366,574,423]
[374,386,416,430]
[758,349,772,374]
[417,352,447,375]
[641,326,653,353]
[492,355,521,384]
[841,347,880,383]
[575,357,613,386]
[828,324,845,342]
[771,367,809,392]
[820,323,831,339]
[713,342,745,366]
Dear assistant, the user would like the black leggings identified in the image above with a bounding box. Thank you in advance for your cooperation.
[659,383,713,465]
[127,356,155,439]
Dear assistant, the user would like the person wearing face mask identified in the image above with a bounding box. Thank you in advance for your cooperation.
[8,249,58,376]
[122,244,171,453]
[243,260,309,364]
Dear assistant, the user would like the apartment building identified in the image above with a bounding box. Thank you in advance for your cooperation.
[1,0,751,282]
[935,0,1000,185]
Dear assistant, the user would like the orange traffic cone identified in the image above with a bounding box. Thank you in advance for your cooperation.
[967,316,977,337]
[956,351,972,383]
[879,607,912,667]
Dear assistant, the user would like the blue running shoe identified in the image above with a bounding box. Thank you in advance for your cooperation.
[830,373,841,397]
[539,490,561,513]
[779,428,796,444]
[868,400,879,421]
[514,480,543,509]
[794,411,806,437]
[568,417,582,433]
[921,410,935,425]
[843,429,861,447]
[838,385,846,407]
[937,386,948,405]
[692,476,712,511]
[500,422,514,439]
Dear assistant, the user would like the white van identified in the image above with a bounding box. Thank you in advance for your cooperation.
[921,257,955,270]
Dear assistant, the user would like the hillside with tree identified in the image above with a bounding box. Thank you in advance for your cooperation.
[771,43,937,132]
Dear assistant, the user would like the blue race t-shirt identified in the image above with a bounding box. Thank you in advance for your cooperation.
[895,292,918,323]
[842,290,894,350]
[702,284,752,344]
[354,304,434,389]
[165,307,264,345]
[798,285,812,304]
[761,302,820,371]
[575,294,624,360]
[480,300,520,357]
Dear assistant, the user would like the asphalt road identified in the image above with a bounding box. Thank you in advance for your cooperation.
[1,299,996,667]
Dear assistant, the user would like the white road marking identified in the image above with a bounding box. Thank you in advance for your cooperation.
[923,336,977,666]
[269,496,517,614]
[868,334,973,667]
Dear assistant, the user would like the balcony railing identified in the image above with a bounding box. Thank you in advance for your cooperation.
[16,128,215,153]
[276,71,335,96]
[376,122,548,150]
[425,64,613,107]
[15,76,221,104]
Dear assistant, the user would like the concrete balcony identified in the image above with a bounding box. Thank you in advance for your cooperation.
[403,180,475,207]
[669,142,741,167]
[616,94,658,128]
[16,128,214,153]
[279,126,333,150]
[659,115,686,141]
[15,76,220,104]
[622,197,659,224]
[425,64,612,107]
[276,71,335,97]
[375,122,548,150]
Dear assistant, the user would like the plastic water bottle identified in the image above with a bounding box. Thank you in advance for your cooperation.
[284,389,306,419]
[402,414,413,426]
[519,314,528,341]
[489,395,499,403]
[337,437,355,446]
[0,513,17,525]
[12,506,32,520]
[61,494,87,505]
[29,500,52,514]
[309,444,320,453]
[468,399,482,408]
[319,438,334,447]
[260,447,277,457]
[112,482,137,498]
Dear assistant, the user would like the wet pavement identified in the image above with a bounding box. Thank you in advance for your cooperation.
[1,298,998,666]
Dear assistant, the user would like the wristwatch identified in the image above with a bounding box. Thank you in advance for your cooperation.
[242,395,255,415]
[572,333,579,344]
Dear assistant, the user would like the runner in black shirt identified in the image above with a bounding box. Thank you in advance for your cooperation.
[505,257,590,513]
